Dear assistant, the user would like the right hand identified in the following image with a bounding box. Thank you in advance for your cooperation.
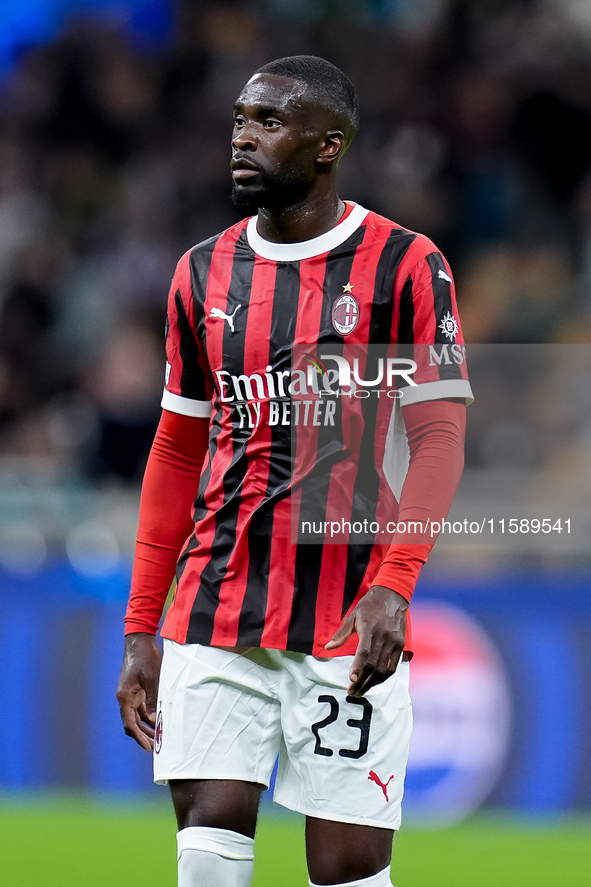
[116,633,162,752]
[325,585,408,697]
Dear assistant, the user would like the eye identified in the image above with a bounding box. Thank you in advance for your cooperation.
[263,118,281,129]
[233,115,246,128]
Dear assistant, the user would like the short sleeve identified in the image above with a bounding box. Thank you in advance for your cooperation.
[161,249,213,418]
[395,247,473,405]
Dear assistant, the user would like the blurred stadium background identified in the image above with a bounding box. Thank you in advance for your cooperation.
[0,1,590,884]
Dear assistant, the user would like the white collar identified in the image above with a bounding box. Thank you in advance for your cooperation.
[246,203,369,262]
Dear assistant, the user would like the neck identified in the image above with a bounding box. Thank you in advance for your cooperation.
[256,189,345,244]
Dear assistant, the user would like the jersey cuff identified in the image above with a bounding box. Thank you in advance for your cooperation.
[399,379,473,406]
[123,620,158,636]
[161,389,212,418]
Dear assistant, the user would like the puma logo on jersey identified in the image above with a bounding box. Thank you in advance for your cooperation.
[438,269,452,283]
[209,305,240,332]
[368,770,395,801]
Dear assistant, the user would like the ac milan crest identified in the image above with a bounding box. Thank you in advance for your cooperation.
[332,294,359,336]
[155,710,163,754]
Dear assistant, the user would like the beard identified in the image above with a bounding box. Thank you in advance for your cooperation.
[231,164,313,213]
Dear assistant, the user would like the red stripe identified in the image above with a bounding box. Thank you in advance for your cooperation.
[203,223,247,374]
[410,258,438,348]
[260,252,328,649]
[391,233,433,347]
[260,490,300,648]
[210,257,278,646]
[165,249,194,398]
[165,223,246,641]
[312,222,392,652]
[400,252,468,386]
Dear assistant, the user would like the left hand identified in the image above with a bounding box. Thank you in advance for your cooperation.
[324,585,408,697]
[116,633,162,752]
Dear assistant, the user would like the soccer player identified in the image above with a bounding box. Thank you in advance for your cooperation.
[117,56,472,887]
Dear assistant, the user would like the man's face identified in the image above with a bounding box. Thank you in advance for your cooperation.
[231,73,330,212]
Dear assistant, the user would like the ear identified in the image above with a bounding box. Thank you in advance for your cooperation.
[317,130,346,167]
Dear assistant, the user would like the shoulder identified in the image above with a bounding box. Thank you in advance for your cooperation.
[170,218,251,293]
[357,206,448,278]
[186,217,251,262]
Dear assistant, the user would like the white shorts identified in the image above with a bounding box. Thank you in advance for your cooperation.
[154,641,412,830]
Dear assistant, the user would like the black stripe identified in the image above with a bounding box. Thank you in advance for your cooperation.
[287,236,362,652]
[340,231,416,616]
[186,229,255,643]
[237,261,301,645]
[175,399,223,586]
[174,291,209,402]
[426,252,463,381]
[369,229,417,345]
[393,274,416,404]
[189,235,220,380]
[176,530,201,585]
[190,235,221,338]
[175,236,224,587]
[397,275,415,345]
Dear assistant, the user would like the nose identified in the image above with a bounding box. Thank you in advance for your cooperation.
[232,122,257,151]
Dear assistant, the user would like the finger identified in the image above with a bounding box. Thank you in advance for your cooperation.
[349,663,388,696]
[347,617,382,680]
[324,615,355,650]
[116,681,145,710]
[137,705,156,739]
[388,648,403,673]
[144,684,158,725]
[374,638,403,682]
[134,709,155,744]
[120,704,154,752]
[351,656,391,696]
[347,637,381,696]
[348,669,378,696]
[138,700,156,729]
[348,627,397,696]
[138,721,156,740]
[132,711,154,750]
[350,646,403,697]
[348,641,369,685]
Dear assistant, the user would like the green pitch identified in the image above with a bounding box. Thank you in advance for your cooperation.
[1,795,590,886]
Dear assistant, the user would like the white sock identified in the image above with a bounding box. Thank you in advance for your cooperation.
[309,865,392,887]
[177,826,254,887]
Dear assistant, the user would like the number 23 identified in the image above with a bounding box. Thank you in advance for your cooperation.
[311,694,373,759]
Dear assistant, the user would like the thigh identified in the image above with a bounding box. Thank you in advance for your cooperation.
[155,641,282,789]
[275,655,412,831]
[170,778,263,838]
[305,817,393,886]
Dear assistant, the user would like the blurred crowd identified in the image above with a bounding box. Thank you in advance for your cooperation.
[0,0,590,518]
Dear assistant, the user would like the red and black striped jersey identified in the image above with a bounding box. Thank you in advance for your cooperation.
[160,203,472,656]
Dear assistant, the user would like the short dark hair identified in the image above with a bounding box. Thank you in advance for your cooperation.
[255,55,360,145]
